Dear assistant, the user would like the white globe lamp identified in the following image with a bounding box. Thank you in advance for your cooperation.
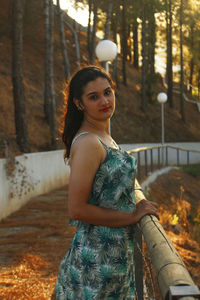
[157,92,167,104]
[95,40,118,63]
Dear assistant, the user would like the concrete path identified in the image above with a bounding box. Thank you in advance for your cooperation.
[0,186,75,299]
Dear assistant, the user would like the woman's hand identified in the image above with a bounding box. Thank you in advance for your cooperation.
[133,199,159,223]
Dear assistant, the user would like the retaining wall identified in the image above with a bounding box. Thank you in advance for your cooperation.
[0,150,70,221]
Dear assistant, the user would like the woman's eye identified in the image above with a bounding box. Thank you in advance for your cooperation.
[90,95,98,100]
[105,89,111,96]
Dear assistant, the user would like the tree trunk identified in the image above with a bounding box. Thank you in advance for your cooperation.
[166,0,173,108]
[57,0,70,80]
[189,58,194,93]
[198,69,200,100]
[63,19,80,68]
[87,0,92,62]
[180,0,185,121]
[104,0,113,39]
[112,0,120,87]
[102,0,113,70]
[189,26,194,93]
[147,6,156,103]
[44,0,57,148]
[91,0,98,64]
[149,10,155,76]
[141,0,147,111]
[12,0,30,153]
[121,0,127,86]
[133,17,139,69]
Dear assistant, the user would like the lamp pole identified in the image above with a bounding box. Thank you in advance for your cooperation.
[95,40,118,134]
[157,92,168,165]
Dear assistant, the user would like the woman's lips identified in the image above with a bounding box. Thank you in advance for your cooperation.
[101,107,111,112]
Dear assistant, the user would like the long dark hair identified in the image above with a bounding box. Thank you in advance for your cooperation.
[62,65,115,158]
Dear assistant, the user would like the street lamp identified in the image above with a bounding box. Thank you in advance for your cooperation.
[95,39,118,72]
[95,40,118,134]
[157,92,168,165]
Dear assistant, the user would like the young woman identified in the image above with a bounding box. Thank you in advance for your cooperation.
[56,66,159,299]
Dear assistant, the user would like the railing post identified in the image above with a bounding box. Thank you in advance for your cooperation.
[145,150,148,177]
[134,224,144,300]
[150,149,153,173]
[158,148,161,169]
[177,148,180,166]
[166,146,168,166]
[137,152,141,181]
[187,150,190,165]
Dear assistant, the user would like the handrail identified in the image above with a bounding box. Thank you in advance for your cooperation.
[134,180,200,300]
[128,145,200,181]
[128,144,200,154]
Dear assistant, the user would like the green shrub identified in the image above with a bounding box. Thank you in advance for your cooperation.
[182,164,200,178]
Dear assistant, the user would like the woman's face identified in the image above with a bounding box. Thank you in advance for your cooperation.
[79,77,115,122]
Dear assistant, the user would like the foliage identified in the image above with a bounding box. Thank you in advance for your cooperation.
[182,164,200,178]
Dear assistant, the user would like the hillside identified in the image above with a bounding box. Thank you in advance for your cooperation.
[0,0,200,159]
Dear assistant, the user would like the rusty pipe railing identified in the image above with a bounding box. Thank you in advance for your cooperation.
[134,179,200,300]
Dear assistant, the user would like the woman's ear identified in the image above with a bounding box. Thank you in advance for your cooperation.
[73,99,84,111]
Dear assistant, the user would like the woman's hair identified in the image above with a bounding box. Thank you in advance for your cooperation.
[62,65,115,158]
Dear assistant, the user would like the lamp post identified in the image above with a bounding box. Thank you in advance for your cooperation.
[157,92,168,165]
[95,40,118,133]
[95,39,118,73]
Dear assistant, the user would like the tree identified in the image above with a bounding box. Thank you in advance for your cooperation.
[179,0,185,121]
[121,0,127,86]
[104,0,113,39]
[146,1,157,103]
[141,0,147,111]
[11,0,30,153]
[132,16,139,69]
[87,0,93,61]
[90,0,98,64]
[112,0,120,86]
[166,0,173,107]
[56,0,70,80]
[101,0,113,70]
[44,0,57,148]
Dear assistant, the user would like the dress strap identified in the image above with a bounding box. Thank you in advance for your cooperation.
[71,131,119,150]
[71,131,90,146]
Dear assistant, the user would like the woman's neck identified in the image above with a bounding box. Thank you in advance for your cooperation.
[81,119,110,136]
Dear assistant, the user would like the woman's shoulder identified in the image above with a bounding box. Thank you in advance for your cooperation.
[71,132,104,156]
[70,131,106,166]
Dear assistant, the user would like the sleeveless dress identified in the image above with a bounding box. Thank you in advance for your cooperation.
[56,133,137,300]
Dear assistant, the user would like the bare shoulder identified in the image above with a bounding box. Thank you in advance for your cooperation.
[70,133,105,164]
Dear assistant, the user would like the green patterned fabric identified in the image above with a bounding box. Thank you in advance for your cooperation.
[56,142,137,300]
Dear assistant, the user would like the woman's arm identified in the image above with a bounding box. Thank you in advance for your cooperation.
[68,135,158,227]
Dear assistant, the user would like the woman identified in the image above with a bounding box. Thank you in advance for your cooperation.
[56,66,158,299]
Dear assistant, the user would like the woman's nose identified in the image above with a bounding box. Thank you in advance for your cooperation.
[102,95,109,105]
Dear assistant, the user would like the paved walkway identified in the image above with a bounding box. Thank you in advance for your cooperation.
[0,186,75,299]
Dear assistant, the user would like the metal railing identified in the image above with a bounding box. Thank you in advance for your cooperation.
[129,146,200,299]
[128,145,200,181]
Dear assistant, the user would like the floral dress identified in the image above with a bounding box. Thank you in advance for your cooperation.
[56,135,137,300]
